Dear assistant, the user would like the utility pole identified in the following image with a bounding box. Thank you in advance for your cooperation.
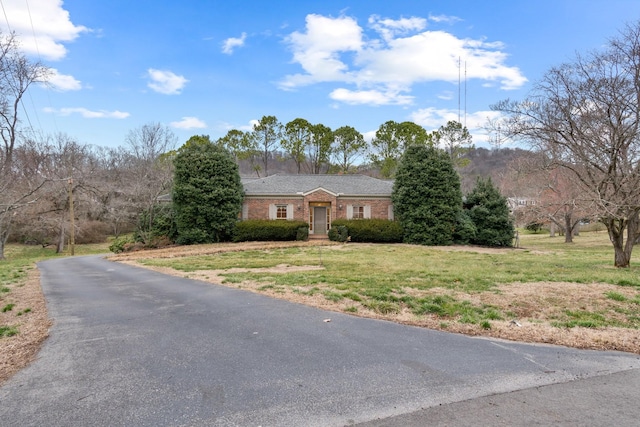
[68,178,75,256]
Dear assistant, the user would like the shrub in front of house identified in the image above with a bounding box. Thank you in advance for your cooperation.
[234,220,309,242]
[328,225,349,242]
[331,219,403,243]
[296,225,309,241]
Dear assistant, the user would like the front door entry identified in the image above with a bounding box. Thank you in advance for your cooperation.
[313,207,327,235]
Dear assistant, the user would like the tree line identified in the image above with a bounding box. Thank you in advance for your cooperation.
[217,116,473,178]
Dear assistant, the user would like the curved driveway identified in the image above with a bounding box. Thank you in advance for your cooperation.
[1,255,639,426]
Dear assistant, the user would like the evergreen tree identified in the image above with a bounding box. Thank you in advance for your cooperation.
[172,138,243,244]
[464,177,514,247]
[392,145,462,245]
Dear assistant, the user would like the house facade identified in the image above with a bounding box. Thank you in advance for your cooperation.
[242,175,395,236]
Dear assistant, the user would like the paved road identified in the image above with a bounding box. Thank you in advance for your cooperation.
[1,255,639,426]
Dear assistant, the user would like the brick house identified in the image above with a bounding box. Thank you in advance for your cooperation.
[242,174,395,236]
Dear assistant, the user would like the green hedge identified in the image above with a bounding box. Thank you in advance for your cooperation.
[330,219,403,243]
[328,225,349,242]
[234,220,309,242]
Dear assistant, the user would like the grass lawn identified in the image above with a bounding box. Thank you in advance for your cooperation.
[123,231,640,353]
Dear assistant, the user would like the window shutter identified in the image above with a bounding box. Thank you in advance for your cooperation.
[346,204,353,219]
[364,205,371,219]
[269,204,276,220]
[242,203,249,220]
[287,204,294,220]
[388,205,394,220]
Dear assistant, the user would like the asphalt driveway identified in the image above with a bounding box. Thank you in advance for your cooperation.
[1,255,639,426]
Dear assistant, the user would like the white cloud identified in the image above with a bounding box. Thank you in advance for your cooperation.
[427,14,462,24]
[170,117,207,129]
[368,15,427,42]
[43,107,129,119]
[330,88,413,106]
[280,13,527,105]
[47,69,82,91]
[218,119,258,133]
[0,0,89,61]
[221,32,247,54]
[280,14,363,90]
[147,69,188,95]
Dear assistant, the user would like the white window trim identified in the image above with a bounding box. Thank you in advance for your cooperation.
[269,203,293,220]
[347,204,370,220]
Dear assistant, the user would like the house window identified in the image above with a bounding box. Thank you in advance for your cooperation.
[347,204,371,220]
[352,205,364,219]
[269,203,293,220]
[276,204,288,220]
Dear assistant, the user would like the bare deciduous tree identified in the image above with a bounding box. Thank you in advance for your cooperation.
[124,123,177,244]
[0,31,51,259]
[492,21,640,267]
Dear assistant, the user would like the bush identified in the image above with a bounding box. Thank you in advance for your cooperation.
[464,177,515,247]
[453,210,477,244]
[109,235,134,253]
[393,145,462,245]
[525,222,544,233]
[135,204,178,246]
[331,219,403,243]
[328,225,349,242]
[296,226,309,241]
[173,138,244,244]
[234,220,309,242]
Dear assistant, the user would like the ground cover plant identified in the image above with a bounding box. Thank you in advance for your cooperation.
[115,231,640,353]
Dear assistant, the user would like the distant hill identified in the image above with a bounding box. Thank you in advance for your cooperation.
[459,147,531,193]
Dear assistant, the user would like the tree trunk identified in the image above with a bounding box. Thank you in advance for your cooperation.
[607,217,635,268]
[549,222,556,237]
[614,244,632,268]
[564,213,573,243]
[0,232,6,260]
[56,219,65,254]
[0,214,13,260]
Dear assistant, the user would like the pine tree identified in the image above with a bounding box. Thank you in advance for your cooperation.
[172,138,243,244]
[392,145,462,245]
[464,177,514,247]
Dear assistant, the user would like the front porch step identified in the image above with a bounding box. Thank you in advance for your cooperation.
[308,234,329,240]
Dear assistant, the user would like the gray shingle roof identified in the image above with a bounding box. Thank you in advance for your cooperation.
[242,174,393,196]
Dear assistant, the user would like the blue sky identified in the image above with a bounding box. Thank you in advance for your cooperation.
[4,0,640,149]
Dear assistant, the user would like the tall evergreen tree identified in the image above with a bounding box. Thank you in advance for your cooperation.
[172,138,243,244]
[464,177,514,247]
[392,145,462,245]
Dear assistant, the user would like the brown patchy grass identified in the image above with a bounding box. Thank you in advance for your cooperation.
[114,237,640,354]
[0,267,51,385]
